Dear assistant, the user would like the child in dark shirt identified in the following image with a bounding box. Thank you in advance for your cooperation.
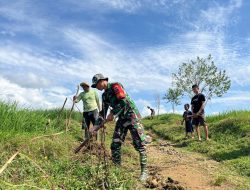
[181,104,194,139]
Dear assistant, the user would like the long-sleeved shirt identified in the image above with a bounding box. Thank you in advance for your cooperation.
[75,89,101,112]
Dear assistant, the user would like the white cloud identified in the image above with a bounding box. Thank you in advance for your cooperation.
[64,29,115,54]
[226,61,250,87]
[0,44,66,72]
[0,30,15,37]
[1,23,249,112]
[49,87,72,95]
[0,28,177,110]
[64,0,197,16]
[211,91,250,105]
[0,77,64,109]
[195,0,242,32]
[62,28,175,92]
[98,0,142,13]
[172,0,248,90]
[0,0,249,115]
[0,1,50,35]
[2,72,51,89]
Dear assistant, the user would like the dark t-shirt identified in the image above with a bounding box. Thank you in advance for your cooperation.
[191,93,205,114]
[183,110,192,122]
[150,108,155,114]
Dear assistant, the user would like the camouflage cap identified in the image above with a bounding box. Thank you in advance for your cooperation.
[91,73,108,88]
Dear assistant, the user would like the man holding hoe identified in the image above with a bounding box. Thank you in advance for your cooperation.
[147,106,155,119]
[73,82,101,140]
[89,73,148,181]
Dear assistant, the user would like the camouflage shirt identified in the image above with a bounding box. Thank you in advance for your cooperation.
[101,82,141,119]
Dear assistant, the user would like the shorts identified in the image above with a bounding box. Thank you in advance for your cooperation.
[192,116,206,126]
[185,121,193,133]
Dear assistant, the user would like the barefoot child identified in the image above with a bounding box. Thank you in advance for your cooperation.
[181,104,194,138]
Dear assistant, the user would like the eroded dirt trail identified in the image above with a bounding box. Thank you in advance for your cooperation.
[143,134,236,190]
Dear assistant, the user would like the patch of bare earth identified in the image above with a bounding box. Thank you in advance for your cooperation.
[143,138,237,190]
[75,123,238,190]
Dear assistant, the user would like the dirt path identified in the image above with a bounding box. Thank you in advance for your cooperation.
[76,123,241,190]
[142,133,236,190]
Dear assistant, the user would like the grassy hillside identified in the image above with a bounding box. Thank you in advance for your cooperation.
[142,111,250,180]
[1,100,249,189]
[0,101,138,190]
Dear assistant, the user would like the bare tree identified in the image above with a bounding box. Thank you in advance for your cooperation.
[155,93,161,118]
[163,88,182,113]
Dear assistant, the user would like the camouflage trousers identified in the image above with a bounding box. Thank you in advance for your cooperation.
[110,117,147,174]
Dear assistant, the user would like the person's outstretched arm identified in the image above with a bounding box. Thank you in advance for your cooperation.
[73,92,82,103]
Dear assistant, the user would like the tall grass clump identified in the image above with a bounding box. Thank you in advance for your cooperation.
[0,101,137,190]
[0,101,82,137]
[0,101,47,133]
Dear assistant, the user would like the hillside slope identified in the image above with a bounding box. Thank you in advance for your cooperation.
[142,112,250,189]
[1,101,249,189]
[0,102,137,190]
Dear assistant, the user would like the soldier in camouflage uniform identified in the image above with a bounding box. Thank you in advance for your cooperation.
[90,73,148,181]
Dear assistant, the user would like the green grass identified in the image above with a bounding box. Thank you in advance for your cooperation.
[2,100,249,189]
[0,101,81,134]
[142,111,250,180]
[213,175,227,186]
[0,101,137,190]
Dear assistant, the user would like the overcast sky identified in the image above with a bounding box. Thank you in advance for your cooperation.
[0,0,250,116]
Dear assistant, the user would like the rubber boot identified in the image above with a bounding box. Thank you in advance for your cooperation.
[139,151,148,181]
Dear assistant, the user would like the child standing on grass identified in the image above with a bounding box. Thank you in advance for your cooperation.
[181,104,194,139]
